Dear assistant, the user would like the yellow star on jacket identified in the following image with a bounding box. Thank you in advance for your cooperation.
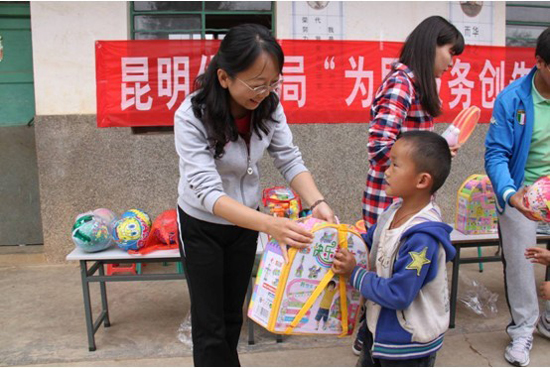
[406,247,431,276]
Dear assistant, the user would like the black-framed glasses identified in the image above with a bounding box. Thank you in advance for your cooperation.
[235,77,283,96]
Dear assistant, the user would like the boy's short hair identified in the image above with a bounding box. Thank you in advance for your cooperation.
[327,280,336,288]
[397,130,451,194]
[536,27,550,64]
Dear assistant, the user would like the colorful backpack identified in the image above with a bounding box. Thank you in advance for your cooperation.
[248,217,369,336]
[455,174,498,234]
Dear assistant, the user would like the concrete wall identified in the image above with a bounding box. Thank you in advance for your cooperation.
[30,2,497,262]
[36,115,487,263]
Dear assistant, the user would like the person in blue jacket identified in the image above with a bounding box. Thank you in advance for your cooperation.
[333,131,456,367]
[484,27,550,367]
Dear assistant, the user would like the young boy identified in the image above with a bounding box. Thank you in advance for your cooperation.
[485,27,550,366]
[333,131,455,367]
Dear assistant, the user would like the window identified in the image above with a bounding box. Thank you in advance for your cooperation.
[506,2,550,47]
[130,1,275,40]
[129,1,275,133]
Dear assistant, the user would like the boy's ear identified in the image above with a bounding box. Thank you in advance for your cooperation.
[217,69,229,89]
[536,55,544,70]
[416,172,433,191]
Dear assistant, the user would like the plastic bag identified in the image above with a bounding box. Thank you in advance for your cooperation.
[177,310,193,348]
[458,274,498,318]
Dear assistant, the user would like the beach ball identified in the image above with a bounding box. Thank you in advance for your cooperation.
[113,215,150,251]
[71,213,114,252]
[523,175,550,222]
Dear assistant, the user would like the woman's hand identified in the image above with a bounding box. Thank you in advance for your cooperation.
[525,247,550,266]
[312,201,337,223]
[449,143,461,158]
[540,282,550,300]
[266,216,314,263]
[332,248,356,278]
[509,187,539,221]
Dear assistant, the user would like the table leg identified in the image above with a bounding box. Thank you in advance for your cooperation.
[98,262,111,327]
[449,245,461,329]
[80,260,96,351]
[477,247,484,272]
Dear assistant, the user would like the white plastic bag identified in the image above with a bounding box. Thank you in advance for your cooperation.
[458,274,498,318]
[177,310,193,348]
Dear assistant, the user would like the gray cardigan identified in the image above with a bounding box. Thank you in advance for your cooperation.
[174,94,308,225]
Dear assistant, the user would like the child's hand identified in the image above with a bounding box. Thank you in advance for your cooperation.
[332,248,356,278]
[540,281,550,300]
[525,247,550,266]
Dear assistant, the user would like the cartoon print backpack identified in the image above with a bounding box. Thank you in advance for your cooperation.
[456,174,498,234]
[248,217,369,336]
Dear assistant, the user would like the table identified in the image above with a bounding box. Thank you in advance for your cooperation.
[448,226,550,328]
[66,247,184,351]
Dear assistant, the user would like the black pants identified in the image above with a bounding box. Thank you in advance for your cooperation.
[177,207,258,367]
[358,325,436,367]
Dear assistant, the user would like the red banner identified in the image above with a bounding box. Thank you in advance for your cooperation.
[95,40,534,127]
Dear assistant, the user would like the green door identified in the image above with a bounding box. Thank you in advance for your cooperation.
[0,2,42,246]
[0,2,35,126]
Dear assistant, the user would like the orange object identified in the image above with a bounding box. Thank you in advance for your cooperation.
[451,106,481,145]
[106,263,137,275]
[354,219,366,234]
[262,186,302,219]
[128,209,179,255]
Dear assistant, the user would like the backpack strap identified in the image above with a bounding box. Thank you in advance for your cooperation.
[285,224,350,336]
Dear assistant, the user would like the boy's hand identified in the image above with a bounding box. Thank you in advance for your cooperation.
[525,247,550,266]
[332,248,356,278]
[540,281,550,300]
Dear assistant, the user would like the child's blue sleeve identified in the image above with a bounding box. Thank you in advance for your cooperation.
[349,232,439,310]
[361,225,376,251]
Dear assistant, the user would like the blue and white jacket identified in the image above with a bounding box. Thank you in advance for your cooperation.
[349,202,456,360]
[485,67,537,212]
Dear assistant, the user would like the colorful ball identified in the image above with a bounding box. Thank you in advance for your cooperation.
[523,176,550,222]
[93,208,117,225]
[113,215,150,251]
[72,213,114,252]
[122,209,152,227]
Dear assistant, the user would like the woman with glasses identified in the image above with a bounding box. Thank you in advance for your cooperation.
[174,24,335,366]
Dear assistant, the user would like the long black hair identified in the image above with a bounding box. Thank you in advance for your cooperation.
[191,24,284,159]
[399,16,464,117]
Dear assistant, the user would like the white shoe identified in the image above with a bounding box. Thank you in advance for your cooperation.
[537,316,550,340]
[504,336,533,367]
